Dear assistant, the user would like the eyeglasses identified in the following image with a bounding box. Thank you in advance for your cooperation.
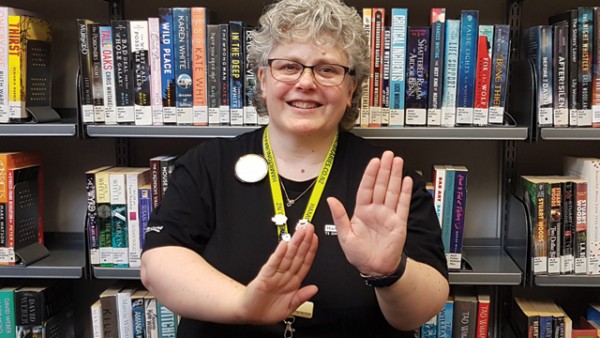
[267,58,355,87]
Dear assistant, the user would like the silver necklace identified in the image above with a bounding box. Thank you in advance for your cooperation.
[280,178,317,207]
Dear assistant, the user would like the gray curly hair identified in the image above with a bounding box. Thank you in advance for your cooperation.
[248,0,370,130]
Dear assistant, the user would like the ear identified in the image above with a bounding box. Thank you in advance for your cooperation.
[257,67,267,100]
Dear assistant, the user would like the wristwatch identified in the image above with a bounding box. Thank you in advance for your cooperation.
[360,251,408,288]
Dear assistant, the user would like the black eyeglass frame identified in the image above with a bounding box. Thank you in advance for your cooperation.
[266,58,356,86]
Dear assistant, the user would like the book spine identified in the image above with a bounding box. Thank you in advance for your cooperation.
[389,8,408,126]
[547,182,561,275]
[207,24,220,125]
[0,9,9,122]
[157,301,178,338]
[476,298,490,338]
[432,165,446,227]
[553,23,569,127]
[452,297,477,338]
[158,8,177,125]
[567,10,580,126]
[405,26,430,126]
[0,288,16,338]
[578,7,593,126]
[359,8,371,127]
[77,19,95,124]
[100,25,117,125]
[381,27,391,126]
[441,19,460,127]
[173,8,193,125]
[7,15,24,121]
[112,20,136,125]
[138,186,152,249]
[131,20,152,126]
[191,7,208,126]
[524,26,553,127]
[243,27,258,126]
[437,298,453,338]
[532,181,548,274]
[148,17,163,126]
[160,157,176,198]
[150,158,162,209]
[90,300,103,338]
[86,171,100,266]
[96,170,113,267]
[116,290,134,338]
[456,10,479,125]
[592,7,600,127]
[441,167,455,261]
[427,8,446,126]
[449,169,468,270]
[144,295,159,338]
[126,172,142,268]
[132,295,146,338]
[15,291,42,326]
[368,8,385,127]
[488,24,511,124]
[218,23,230,125]
[110,171,128,268]
[90,23,105,123]
[421,316,437,338]
[4,168,16,265]
[100,292,118,338]
[561,181,575,274]
[574,181,587,274]
[473,25,494,126]
[229,20,244,126]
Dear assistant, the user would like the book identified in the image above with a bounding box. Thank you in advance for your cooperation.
[553,22,570,127]
[191,7,208,126]
[381,27,391,126]
[572,178,588,275]
[388,8,408,126]
[441,19,460,127]
[421,315,437,338]
[218,23,230,126]
[138,184,152,249]
[405,26,430,126]
[577,7,594,127]
[90,299,103,338]
[592,7,600,128]
[7,15,52,122]
[130,20,152,126]
[440,166,455,263]
[109,169,128,268]
[131,290,147,338]
[149,155,166,209]
[456,10,479,125]
[242,27,257,125]
[158,8,176,125]
[473,25,494,126]
[561,180,575,274]
[512,297,540,338]
[229,20,244,126]
[96,167,122,267]
[99,285,122,338]
[14,282,72,326]
[86,166,113,266]
[111,20,135,125]
[488,24,511,125]
[159,155,178,198]
[432,164,447,227]
[452,292,478,338]
[89,23,105,124]
[521,176,549,275]
[157,300,178,338]
[564,157,599,275]
[173,7,193,125]
[437,296,454,338]
[123,167,151,268]
[368,8,385,127]
[116,286,135,338]
[476,292,491,338]
[144,293,158,338]
[99,25,117,125]
[522,26,554,127]
[207,24,220,126]
[427,8,445,126]
[449,166,468,270]
[148,17,163,126]
[359,7,372,127]
[76,19,96,124]
[0,286,18,338]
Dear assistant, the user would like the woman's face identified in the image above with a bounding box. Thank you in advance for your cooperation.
[258,40,357,136]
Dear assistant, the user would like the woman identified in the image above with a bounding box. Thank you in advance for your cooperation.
[141,0,449,336]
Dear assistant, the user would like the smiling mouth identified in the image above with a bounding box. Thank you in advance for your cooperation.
[288,101,322,109]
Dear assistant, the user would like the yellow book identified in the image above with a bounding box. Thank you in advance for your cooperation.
[7,15,52,121]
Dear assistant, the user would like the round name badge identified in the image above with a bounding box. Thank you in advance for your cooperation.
[235,154,268,183]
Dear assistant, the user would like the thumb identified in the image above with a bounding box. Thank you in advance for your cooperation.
[326,197,351,240]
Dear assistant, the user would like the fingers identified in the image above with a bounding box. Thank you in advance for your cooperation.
[262,224,317,282]
[326,197,351,240]
[356,151,406,208]
[396,175,413,219]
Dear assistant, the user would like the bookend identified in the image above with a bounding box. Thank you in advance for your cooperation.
[14,173,49,266]
[15,242,50,266]
[505,193,531,286]
[26,106,61,123]
[508,59,536,142]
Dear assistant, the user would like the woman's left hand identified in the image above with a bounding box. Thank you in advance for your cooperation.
[327,150,412,276]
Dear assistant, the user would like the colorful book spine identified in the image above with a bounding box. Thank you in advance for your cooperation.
[158,8,176,125]
[218,23,230,125]
[456,10,479,125]
[110,170,128,268]
[432,164,446,228]
[243,27,258,125]
[523,26,554,127]
[547,181,561,275]
[229,20,244,126]
[427,8,446,126]
[368,8,385,127]
[421,315,437,338]
[553,22,569,127]
[173,7,193,125]
[131,290,147,338]
[191,7,208,126]
[573,180,588,274]
[441,19,460,127]
[449,166,468,271]
[359,8,372,127]
[441,166,455,264]
[437,297,454,338]
[561,181,575,274]
[405,26,430,126]
[144,293,159,338]
[157,301,178,337]
[473,25,494,126]
[476,293,491,338]
[381,27,391,126]
[76,19,95,124]
[389,8,408,126]
[592,7,600,127]
[96,168,113,267]
[138,185,152,249]
[207,24,220,125]
[112,20,135,125]
[0,287,17,338]
[148,17,163,125]
[488,24,511,125]
[86,166,112,266]
[522,176,548,275]
[578,7,594,126]
[126,168,150,268]
[131,20,152,126]
[99,25,117,125]
[89,23,105,124]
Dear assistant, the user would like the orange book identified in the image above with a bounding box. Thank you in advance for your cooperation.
[191,7,208,126]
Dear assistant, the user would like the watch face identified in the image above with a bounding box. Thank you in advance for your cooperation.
[97,205,111,218]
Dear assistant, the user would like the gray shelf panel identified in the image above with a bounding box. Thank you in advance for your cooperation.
[93,266,140,280]
[448,246,522,285]
[540,127,600,140]
[86,125,529,140]
[0,123,77,136]
[0,233,85,279]
[534,274,600,287]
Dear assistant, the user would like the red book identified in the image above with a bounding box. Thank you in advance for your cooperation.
[476,293,491,338]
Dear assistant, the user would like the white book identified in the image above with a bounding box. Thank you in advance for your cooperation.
[144,293,159,338]
[110,170,129,267]
[124,168,150,268]
[130,20,152,126]
[91,299,105,338]
[432,165,446,227]
[564,156,600,275]
[117,287,136,338]
[441,20,460,127]
[148,17,163,125]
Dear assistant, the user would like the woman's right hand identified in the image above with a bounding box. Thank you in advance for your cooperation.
[237,223,319,324]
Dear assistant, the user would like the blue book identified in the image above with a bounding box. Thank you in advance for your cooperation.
[159,8,177,124]
[131,290,147,338]
[421,316,437,338]
[427,8,446,126]
[441,19,460,127]
[389,8,408,126]
[405,26,430,126]
[522,25,554,127]
[173,7,193,125]
[437,297,454,338]
[456,10,479,125]
[449,166,468,271]
[488,24,511,125]
[229,20,244,126]
[441,166,455,260]
[157,300,178,337]
[138,185,152,249]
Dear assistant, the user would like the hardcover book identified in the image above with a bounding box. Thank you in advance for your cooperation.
[522,25,554,127]
[229,20,245,126]
[553,22,569,127]
[388,8,408,126]
[427,8,446,126]
[148,17,163,125]
[158,8,177,125]
[405,26,430,126]
[488,24,511,125]
[173,7,193,125]
[99,25,117,125]
[86,166,112,266]
[441,19,460,127]
[111,20,135,125]
[521,175,550,275]
[89,23,105,124]
[456,10,479,125]
[191,7,208,126]
[368,8,385,127]
[218,23,230,125]
[124,168,151,268]
[243,27,257,125]
[473,25,494,126]
[449,166,468,271]
[76,19,95,124]
[578,7,593,127]
[130,20,152,126]
[207,24,221,126]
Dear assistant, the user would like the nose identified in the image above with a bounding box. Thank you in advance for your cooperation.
[296,67,318,88]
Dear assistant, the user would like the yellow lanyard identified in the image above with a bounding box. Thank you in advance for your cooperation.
[263,127,338,241]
